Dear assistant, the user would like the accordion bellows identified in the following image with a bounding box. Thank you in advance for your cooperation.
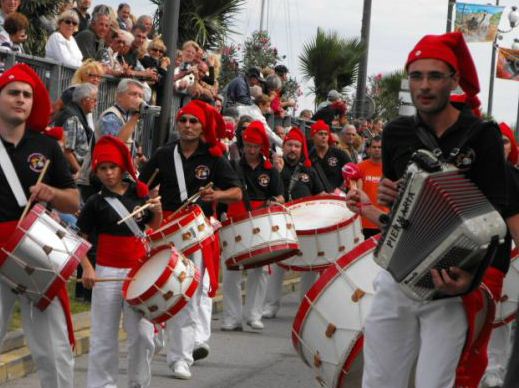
[375,150,507,301]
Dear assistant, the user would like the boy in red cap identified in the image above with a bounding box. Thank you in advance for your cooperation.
[140,100,242,379]
[221,120,284,331]
[77,135,162,388]
[308,119,352,193]
[262,127,325,319]
[360,32,508,388]
[0,63,80,388]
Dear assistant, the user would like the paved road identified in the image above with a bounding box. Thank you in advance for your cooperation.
[4,291,317,388]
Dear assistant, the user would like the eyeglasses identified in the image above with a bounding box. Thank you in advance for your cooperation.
[87,73,102,79]
[408,71,455,84]
[63,19,78,26]
[178,116,200,124]
[150,47,165,54]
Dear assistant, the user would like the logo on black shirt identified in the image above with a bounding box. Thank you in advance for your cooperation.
[257,173,270,187]
[298,173,310,183]
[453,147,476,170]
[132,205,144,223]
[327,156,338,167]
[27,153,47,173]
[194,165,210,180]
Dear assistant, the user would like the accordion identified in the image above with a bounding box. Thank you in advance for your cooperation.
[375,150,506,301]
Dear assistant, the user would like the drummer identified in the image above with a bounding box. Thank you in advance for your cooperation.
[222,121,284,332]
[308,119,352,193]
[77,135,162,388]
[263,127,325,319]
[0,64,80,387]
[140,99,241,380]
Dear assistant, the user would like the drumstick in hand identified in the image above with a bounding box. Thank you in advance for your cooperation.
[71,277,134,283]
[117,196,161,225]
[18,160,51,226]
[164,182,214,222]
[146,168,159,187]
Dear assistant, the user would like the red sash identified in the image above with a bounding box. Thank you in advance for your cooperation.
[97,234,147,268]
[455,267,504,388]
[0,221,76,348]
[226,200,266,219]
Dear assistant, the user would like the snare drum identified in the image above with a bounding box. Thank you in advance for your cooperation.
[122,245,200,324]
[493,247,519,327]
[219,205,299,270]
[148,205,214,256]
[281,195,364,271]
[0,204,91,311]
[292,236,380,387]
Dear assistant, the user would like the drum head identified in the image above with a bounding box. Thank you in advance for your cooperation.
[125,248,172,300]
[287,195,354,232]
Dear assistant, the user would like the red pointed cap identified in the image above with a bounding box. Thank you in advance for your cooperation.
[243,120,272,169]
[285,127,311,167]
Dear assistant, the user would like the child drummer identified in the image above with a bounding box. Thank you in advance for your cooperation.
[77,135,162,388]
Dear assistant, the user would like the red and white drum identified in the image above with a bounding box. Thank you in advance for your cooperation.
[281,195,363,271]
[292,236,380,388]
[219,205,299,270]
[122,245,199,324]
[0,204,91,311]
[148,205,214,256]
[493,247,519,327]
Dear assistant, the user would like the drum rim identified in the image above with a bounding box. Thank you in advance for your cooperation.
[291,236,380,355]
[278,261,332,272]
[286,195,359,235]
[148,205,205,241]
[150,265,201,324]
[224,243,300,270]
[220,204,290,227]
[122,245,179,303]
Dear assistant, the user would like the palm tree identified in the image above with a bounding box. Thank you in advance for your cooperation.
[299,28,365,105]
[150,0,244,50]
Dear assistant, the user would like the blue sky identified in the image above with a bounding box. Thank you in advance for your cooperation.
[99,0,519,126]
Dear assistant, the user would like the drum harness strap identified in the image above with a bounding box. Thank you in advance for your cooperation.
[0,138,28,207]
[231,159,253,211]
[311,154,334,194]
[173,144,189,202]
[287,163,302,202]
[104,196,145,239]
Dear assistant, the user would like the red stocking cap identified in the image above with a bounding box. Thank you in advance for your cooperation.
[42,126,64,141]
[285,127,311,167]
[176,100,226,157]
[450,93,482,118]
[499,122,518,165]
[242,120,272,169]
[310,120,330,137]
[406,32,480,98]
[0,63,51,133]
[92,135,149,197]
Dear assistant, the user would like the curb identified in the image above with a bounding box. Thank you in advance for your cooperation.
[0,275,301,384]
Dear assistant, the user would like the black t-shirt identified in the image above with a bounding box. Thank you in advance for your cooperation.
[309,146,351,191]
[0,130,76,222]
[382,110,508,273]
[77,181,151,237]
[140,141,241,216]
[280,160,324,201]
[235,158,283,201]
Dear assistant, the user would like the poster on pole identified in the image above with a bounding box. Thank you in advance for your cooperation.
[496,47,519,81]
[454,3,504,42]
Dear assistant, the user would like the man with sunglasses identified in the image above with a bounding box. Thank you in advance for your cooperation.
[140,100,241,380]
[360,32,507,388]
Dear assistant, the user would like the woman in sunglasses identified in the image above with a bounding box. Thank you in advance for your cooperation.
[45,9,83,68]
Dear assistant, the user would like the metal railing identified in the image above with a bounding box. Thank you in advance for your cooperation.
[0,50,161,157]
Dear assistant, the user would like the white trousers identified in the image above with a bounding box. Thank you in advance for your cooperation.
[0,281,74,388]
[222,265,268,325]
[194,271,212,347]
[362,270,468,388]
[485,323,513,381]
[263,265,318,314]
[166,250,212,366]
[86,265,155,388]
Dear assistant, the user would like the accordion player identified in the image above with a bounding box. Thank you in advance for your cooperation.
[375,149,507,301]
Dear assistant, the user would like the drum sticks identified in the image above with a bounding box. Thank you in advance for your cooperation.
[164,182,214,222]
[117,196,162,225]
[18,159,51,226]
[70,276,134,283]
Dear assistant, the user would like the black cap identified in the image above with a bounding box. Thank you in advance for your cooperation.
[246,67,265,82]
[274,64,289,75]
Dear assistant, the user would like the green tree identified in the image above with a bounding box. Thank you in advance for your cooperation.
[150,0,244,50]
[242,30,281,70]
[20,0,63,56]
[299,28,365,105]
[368,70,406,121]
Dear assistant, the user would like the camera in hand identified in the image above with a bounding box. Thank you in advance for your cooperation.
[139,102,162,116]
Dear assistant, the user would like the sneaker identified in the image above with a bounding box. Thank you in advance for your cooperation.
[482,373,503,388]
[221,323,243,331]
[193,342,210,361]
[171,360,192,380]
[262,306,278,319]
[247,320,264,330]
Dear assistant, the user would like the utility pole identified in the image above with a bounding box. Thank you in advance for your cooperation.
[487,0,500,117]
[446,0,456,32]
[260,0,266,31]
[355,0,372,118]
[156,0,180,150]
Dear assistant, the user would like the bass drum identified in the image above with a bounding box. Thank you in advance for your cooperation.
[292,236,380,387]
